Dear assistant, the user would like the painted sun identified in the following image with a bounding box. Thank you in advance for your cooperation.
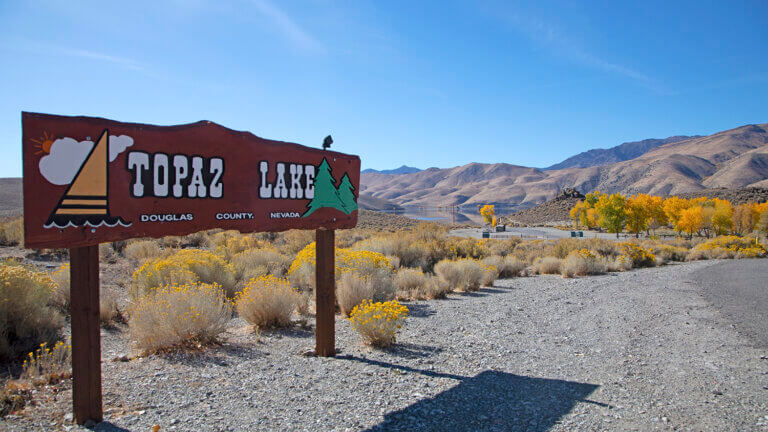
[32,131,55,155]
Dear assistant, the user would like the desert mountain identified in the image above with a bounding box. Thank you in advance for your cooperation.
[545,135,697,170]
[361,123,768,208]
[361,165,422,175]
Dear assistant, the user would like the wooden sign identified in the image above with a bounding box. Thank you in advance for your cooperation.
[21,112,350,425]
[22,112,360,249]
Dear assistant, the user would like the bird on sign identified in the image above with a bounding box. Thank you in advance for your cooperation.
[322,135,333,150]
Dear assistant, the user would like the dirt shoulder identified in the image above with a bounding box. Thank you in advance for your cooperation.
[2,260,767,431]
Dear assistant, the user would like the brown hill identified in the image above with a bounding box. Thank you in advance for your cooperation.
[0,178,22,218]
[361,123,768,207]
[506,189,585,225]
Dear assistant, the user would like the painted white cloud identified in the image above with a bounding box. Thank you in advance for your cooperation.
[109,135,133,162]
[39,138,94,185]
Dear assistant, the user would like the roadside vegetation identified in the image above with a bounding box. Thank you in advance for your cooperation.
[568,191,768,239]
[0,205,766,416]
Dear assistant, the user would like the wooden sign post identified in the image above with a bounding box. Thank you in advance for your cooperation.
[69,246,102,423]
[22,112,360,424]
[315,229,336,356]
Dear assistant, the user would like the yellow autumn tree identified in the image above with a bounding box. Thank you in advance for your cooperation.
[711,198,733,236]
[480,204,495,226]
[647,195,668,235]
[569,201,589,227]
[595,193,627,238]
[625,194,650,238]
[677,206,704,239]
[663,197,690,235]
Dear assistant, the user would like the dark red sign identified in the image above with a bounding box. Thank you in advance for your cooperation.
[22,112,360,249]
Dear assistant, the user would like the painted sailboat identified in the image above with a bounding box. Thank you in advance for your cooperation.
[44,129,131,229]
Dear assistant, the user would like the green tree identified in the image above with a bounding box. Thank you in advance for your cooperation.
[337,174,358,214]
[303,158,344,217]
[595,193,627,238]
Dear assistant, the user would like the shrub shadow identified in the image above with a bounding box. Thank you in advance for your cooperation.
[261,326,314,339]
[158,341,267,366]
[404,303,436,319]
[380,342,444,359]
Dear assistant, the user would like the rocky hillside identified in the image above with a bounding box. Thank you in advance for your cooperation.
[545,135,696,170]
[361,123,768,207]
[505,189,585,225]
[675,187,768,205]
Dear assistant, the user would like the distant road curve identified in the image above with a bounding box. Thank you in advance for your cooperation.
[690,259,768,348]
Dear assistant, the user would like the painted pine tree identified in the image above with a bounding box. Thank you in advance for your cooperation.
[337,173,358,214]
[303,158,345,217]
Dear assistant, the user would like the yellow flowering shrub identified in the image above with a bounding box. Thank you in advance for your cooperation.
[288,242,392,276]
[0,263,63,360]
[234,275,299,328]
[348,299,408,347]
[132,249,236,299]
[215,234,263,260]
[21,340,71,382]
[129,282,231,353]
[687,235,767,260]
[446,237,491,259]
[654,244,689,262]
[617,243,656,268]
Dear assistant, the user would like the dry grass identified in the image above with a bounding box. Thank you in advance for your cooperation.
[434,258,489,292]
[0,263,63,360]
[393,268,447,299]
[337,272,376,317]
[100,292,121,325]
[560,251,608,278]
[49,264,70,311]
[0,218,23,246]
[481,255,526,278]
[129,283,231,353]
[234,275,299,328]
[124,240,162,264]
[99,243,118,263]
[394,268,428,299]
[231,248,291,281]
[531,257,562,275]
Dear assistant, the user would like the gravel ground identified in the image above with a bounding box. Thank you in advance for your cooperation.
[3,259,768,431]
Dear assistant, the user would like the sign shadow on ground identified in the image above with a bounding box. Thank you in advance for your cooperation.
[341,356,601,432]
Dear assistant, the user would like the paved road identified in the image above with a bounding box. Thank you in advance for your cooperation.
[690,259,768,348]
[450,227,632,241]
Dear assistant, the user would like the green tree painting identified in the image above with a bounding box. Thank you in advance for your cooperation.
[303,158,357,217]
[337,173,358,214]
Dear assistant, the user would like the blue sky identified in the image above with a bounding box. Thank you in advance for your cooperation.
[1,0,767,175]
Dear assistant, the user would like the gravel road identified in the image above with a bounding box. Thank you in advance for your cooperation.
[3,259,768,431]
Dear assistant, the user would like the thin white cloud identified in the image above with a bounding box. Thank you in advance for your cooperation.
[251,0,324,53]
[59,48,144,71]
[502,10,662,91]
